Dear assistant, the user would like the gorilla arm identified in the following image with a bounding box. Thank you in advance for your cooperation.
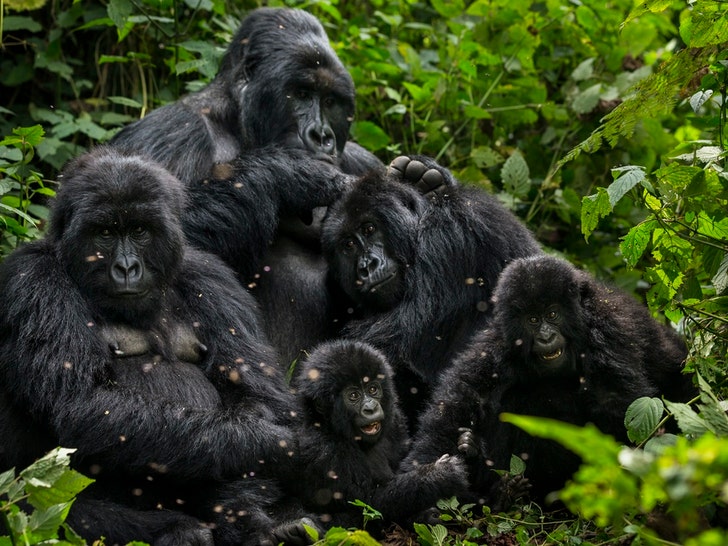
[183,146,355,279]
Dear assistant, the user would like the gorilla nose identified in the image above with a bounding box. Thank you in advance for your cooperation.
[357,255,381,280]
[303,123,336,155]
[111,256,143,288]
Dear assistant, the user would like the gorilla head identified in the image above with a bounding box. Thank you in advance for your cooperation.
[490,255,588,378]
[219,8,355,159]
[295,340,399,446]
[322,173,425,311]
[48,147,185,325]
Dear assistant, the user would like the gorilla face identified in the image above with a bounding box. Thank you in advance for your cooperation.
[231,8,356,160]
[334,219,404,310]
[522,304,574,376]
[51,149,185,324]
[341,378,385,444]
[323,174,424,312]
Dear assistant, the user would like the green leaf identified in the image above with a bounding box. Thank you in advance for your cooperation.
[350,121,389,152]
[581,187,612,240]
[27,502,72,541]
[624,397,665,444]
[20,447,75,490]
[0,468,16,496]
[500,150,530,199]
[107,0,133,30]
[664,401,710,436]
[571,83,602,115]
[509,454,526,475]
[607,165,645,207]
[712,253,728,294]
[689,89,714,112]
[26,469,93,510]
[470,146,504,169]
[620,219,657,268]
[501,414,621,465]
[1,15,43,32]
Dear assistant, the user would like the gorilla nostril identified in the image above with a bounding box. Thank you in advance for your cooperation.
[305,124,336,154]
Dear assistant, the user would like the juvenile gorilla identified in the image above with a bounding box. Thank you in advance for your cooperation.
[0,148,311,546]
[321,156,541,425]
[292,340,468,532]
[403,255,694,503]
[111,8,383,364]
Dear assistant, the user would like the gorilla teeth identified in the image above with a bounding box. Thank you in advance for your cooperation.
[541,348,563,361]
[361,422,382,435]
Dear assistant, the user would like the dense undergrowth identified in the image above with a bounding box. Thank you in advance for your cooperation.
[2,0,728,544]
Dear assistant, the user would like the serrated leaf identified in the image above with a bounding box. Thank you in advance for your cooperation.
[26,468,93,510]
[471,146,504,169]
[607,165,645,207]
[0,468,16,496]
[624,397,665,444]
[27,502,71,540]
[501,150,530,198]
[620,219,657,268]
[581,187,612,240]
[664,401,710,436]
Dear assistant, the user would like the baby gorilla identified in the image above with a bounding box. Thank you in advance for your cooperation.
[291,340,468,533]
[403,254,694,503]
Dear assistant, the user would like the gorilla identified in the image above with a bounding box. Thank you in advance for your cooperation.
[0,148,313,546]
[291,340,468,533]
[402,254,694,503]
[110,8,384,364]
[321,155,541,426]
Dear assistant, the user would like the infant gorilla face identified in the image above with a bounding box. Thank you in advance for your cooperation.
[343,378,385,444]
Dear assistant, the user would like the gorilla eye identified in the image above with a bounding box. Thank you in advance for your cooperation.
[528,316,539,324]
[347,390,361,402]
[296,89,311,100]
[362,223,376,236]
[342,239,356,253]
[547,310,558,320]
[368,383,380,397]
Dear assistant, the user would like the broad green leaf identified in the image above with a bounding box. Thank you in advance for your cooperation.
[571,83,602,115]
[581,188,612,240]
[501,150,530,199]
[0,468,16,496]
[571,58,595,82]
[624,397,665,444]
[697,212,728,241]
[509,454,526,475]
[607,165,645,207]
[622,0,674,27]
[20,447,75,489]
[664,401,710,436]
[470,145,505,169]
[107,0,133,30]
[26,468,93,510]
[1,15,43,32]
[431,0,464,18]
[620,219,658,268]
[27,502,72,541]
[501,414,621,465]
[350,121,389,152]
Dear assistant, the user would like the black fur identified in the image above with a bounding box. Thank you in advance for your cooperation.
[110,8,384,365]
[321,156,541,426]
[403,254,694,503]
[0,148,309,546]
[291,340,468,532]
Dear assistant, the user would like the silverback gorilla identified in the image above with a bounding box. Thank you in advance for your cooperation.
[0,148,312,546]
[110,8,384,364]
[403,254,694,503]
[292,340,468,533]
[321,155,542,426]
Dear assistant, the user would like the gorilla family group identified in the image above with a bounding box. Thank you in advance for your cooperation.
[0,7,695,546]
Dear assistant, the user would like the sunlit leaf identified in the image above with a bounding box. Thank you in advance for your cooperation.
[624,397,665,444]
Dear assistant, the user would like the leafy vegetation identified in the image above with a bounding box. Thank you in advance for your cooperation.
[2,0,728,544]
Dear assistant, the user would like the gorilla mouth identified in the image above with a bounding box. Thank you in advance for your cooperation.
[360,421,382,435]
[367,273,396,293]
[540,348,563,361]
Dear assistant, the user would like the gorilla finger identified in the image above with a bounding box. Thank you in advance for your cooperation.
[420,169,447,194]
[403,160,428,183]
[387,155,412,178]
